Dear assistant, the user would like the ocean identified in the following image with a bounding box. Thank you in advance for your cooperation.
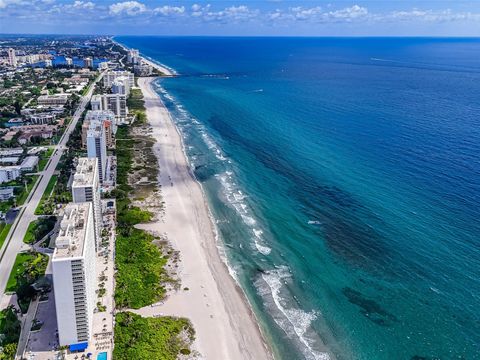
[116,37,480,360]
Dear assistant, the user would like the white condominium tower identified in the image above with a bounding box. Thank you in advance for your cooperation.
[86,122,107,183]
[103,70,134,88]
[72,157,102,250]
[52,202,96,347]
[91,94,128,123]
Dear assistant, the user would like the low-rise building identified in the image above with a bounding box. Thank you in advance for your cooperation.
[37,94,69,106]
[20,156,39,172]
[0,187,14,201]
[0,166,21,184]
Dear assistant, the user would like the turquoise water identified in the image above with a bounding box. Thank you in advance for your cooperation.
[97,352,107,360]
[117,37,480,360]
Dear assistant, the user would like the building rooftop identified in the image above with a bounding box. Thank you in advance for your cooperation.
[87,122,102,138]
[85,110,115,122]
[72,157,97,188]
[53,202,91,259]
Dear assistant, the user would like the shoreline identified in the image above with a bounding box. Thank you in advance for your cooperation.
[135,76,273,360]
[111,38,176,77]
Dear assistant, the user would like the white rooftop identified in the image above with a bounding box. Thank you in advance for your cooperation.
[72,158,97,188]
[53,202,91,259]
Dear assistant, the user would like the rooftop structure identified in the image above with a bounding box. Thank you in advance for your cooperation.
[52,202,96,347]
[37,94,69,106]
[103,70,134,88]
[72,158,101,249]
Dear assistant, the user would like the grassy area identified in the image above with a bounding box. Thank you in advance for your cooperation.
[34,175,58,215]
[0,306,21,359]
[6,252,48,313]
[37,147,54,172]
[23,216,56,245]
[16,174,40,206]
[0,222,12,250]
[114,312,194,360]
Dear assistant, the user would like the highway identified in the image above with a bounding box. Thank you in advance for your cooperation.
[0,72,102,306]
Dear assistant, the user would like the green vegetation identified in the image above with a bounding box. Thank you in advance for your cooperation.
[23,216,56,245]
[37,148,54,171]
[114,124,170,309]
[0,306,20,360]
[127,88,147,124]
[114,312,194,360]
[16,175,39,206]
[6,252,48,292]
[6,252,49,313]
[0,223,12,250]
[34,175,57,215]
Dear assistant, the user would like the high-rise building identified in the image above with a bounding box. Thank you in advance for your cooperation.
[90,94,127,123]
[103,71,134,89]
[83,57,93,68]
[52,202,96,347]
[86,122,107,183]
[65,57,73,66]
[82,110,116,148]
[127,49,140,64]
[8,48,17,67]
[111,77,130,96]
[44,59,53,67]
[72,158,102,250]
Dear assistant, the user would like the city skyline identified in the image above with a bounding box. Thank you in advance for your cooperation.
[1,1,480,36]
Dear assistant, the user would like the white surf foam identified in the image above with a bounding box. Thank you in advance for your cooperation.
[257,266,330,360]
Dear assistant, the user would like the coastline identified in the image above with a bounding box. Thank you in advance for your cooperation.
[135,76,273,360]
[112,38,176,77]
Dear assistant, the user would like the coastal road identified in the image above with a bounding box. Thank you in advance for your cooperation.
[0,72,103,307]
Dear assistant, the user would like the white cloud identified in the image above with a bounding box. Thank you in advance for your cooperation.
[153,5,184,16]
[267,4,368,23]
[73,1,94,10]
[325,5,368,21]
[202,5,259,22]
[109,1,146,16]
[0,0,22,9]
[387,8,480,22]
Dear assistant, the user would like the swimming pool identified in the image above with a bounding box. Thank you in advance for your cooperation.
[97,352,107,360]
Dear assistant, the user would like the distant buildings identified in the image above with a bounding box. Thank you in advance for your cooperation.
[28,112,57,125]
[37,94,69,107]
[45,59,53,67]
[65,57,73,66]
[72,157,102,249]
[84,57,93,68]
[86,121,107,183]
[52,202,96,347]
[8,48,17,67]
[98,62,109,71]
[91,94,127,123]
[127,49,140,64]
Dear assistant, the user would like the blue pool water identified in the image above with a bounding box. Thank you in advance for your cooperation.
[96,352,107,360]
[117,36,480,360]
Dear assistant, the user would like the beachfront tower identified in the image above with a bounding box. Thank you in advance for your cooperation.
[72,157,102,250]
[52,202,96,348]
[86,122,107,183]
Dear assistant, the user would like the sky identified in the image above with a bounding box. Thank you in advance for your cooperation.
[1,0,480,36]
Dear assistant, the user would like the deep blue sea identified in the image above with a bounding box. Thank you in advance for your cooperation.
[116,37,480,360]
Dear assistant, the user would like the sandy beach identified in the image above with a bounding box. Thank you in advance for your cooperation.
[134,77,273,360]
